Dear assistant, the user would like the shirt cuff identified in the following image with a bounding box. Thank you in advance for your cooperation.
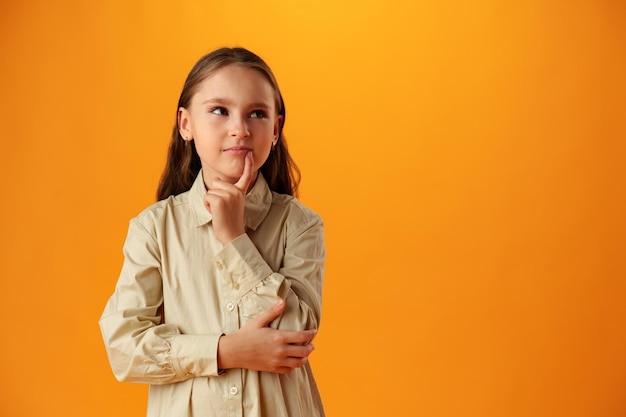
[213,234,275,295]
[169,333,222,378]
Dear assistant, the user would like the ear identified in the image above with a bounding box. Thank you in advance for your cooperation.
[178,107,193,141]
[273,115,283,140]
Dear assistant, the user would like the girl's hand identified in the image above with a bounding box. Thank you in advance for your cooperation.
[204,152,254,246]
[217,300,317,374]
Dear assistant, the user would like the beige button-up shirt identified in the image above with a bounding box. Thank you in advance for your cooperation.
[99,171,325,417]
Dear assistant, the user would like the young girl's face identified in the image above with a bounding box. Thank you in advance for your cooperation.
[179,64,281,186]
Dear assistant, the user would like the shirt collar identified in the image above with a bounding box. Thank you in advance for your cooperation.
[190,169,272,231]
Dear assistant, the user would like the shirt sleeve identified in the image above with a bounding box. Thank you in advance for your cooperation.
[212,214,325,332]
[99,219,222,384]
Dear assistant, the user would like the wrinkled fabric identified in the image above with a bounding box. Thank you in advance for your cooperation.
[99,171,325,417]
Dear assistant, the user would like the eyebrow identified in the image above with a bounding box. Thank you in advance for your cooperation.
[200,98,272,109]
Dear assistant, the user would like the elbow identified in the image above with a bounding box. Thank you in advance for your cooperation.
[104,347,136,383]
[276,291,320,332]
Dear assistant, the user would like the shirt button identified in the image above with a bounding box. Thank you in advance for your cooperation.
[230,386,239,395]
[226,302,235,311]
[215,260,224,270]
[233,283,240,290]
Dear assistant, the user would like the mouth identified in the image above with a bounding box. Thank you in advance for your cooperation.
[223,146,252,156]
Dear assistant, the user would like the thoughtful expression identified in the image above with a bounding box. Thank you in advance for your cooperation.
[179,64,281,186]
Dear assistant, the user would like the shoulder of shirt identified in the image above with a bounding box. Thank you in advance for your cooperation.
[270,191,324,229]
[129,189,193,229]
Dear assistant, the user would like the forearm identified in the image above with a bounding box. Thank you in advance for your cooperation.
[100,308,222,385]
[213,233,323,331]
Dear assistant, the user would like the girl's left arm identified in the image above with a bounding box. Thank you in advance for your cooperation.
[212,213,325,332]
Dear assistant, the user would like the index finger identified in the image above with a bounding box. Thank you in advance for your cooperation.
[234,151,254,194]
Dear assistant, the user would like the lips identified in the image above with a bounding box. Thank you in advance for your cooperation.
[223,146,252,155]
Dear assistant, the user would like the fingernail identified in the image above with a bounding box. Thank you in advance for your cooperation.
[276,299,284,308]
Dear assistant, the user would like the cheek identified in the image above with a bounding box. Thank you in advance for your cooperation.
[251,124,275,160]
[254,144,273,169]
[193,139,220,159]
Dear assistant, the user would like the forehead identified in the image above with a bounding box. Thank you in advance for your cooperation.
[193,64,277,105]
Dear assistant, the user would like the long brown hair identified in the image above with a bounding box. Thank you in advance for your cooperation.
[156,47,300,201]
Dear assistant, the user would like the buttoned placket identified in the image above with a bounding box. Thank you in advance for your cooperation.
[216,256,244,417]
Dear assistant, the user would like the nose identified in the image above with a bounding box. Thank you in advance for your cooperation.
[229,115,250,138]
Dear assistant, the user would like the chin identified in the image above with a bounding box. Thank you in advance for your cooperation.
[221,167,246,183]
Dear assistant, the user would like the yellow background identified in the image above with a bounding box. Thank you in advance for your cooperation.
[1,1,625,416]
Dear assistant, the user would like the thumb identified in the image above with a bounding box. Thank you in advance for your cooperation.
[248,299,285,328]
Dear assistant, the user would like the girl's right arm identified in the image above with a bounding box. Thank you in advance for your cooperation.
[99,220,221,385]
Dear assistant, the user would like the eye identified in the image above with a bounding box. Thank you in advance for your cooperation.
[250,110,267,119]
[210,107,228,116]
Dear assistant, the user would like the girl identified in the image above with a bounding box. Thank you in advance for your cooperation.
[99,47,325,417]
